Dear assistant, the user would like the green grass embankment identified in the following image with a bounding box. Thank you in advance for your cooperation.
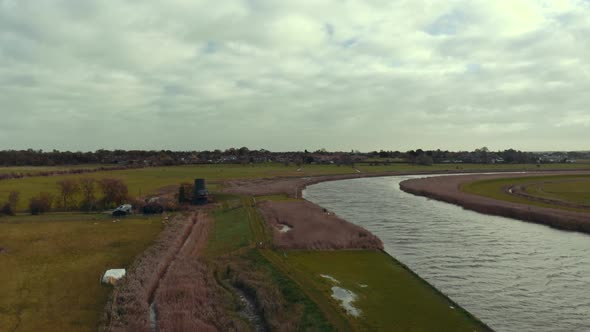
[461,174,590,212]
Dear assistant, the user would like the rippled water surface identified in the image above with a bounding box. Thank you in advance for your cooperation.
[303,175,590,332]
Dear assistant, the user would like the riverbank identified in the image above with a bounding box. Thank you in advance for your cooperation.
[399,172,590,234]
[224,172,494,330]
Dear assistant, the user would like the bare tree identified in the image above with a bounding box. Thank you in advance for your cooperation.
[99,178,128,208]
[79,178,96,211]
[29,192,53,215]
[8,191,19,211]
[57,179,80,211]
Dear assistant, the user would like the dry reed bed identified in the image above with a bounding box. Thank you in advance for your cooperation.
[101,212,198,331]
[258,200,383,250]
[153,212,247,331]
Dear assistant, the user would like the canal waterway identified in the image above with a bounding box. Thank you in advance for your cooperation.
[303,175,590,332]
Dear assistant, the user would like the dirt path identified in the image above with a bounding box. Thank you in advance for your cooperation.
[152,211,238,331]
[399,172,590,234]
[102,210,247,332]
[508,178,590,210]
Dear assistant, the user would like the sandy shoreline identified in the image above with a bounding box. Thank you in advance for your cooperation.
[399,172,590,234]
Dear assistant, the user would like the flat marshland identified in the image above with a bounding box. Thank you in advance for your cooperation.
[2,162,588,211]
[4,163,573,330]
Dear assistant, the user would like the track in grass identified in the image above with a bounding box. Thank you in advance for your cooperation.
[462,174,590,212]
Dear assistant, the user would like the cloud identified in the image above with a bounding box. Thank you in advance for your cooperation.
[0,0,589,151]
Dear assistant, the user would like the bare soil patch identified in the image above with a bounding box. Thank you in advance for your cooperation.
[400,172,590,234]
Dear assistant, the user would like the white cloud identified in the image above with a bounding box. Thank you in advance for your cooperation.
[0,0,589,151]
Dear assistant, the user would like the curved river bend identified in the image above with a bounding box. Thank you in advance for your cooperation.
[303,175,590,332]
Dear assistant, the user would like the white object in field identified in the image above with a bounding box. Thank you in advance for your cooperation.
[101,269,126,285]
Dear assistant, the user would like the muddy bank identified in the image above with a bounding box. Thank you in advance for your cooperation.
[399,172,590,234]
[258,200,383,250]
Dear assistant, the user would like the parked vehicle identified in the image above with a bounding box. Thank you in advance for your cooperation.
[112,204,132,216]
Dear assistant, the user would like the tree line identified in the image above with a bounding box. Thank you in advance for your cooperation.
[0,178,129,216]
[1,147,586,168]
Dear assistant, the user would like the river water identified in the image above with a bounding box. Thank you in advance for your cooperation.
[303,175,590,332]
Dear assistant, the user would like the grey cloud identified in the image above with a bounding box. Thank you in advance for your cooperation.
[0,0,589,152]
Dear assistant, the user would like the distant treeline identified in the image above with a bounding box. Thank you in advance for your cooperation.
[0,147,587,167]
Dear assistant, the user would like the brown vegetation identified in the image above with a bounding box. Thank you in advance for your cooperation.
[57,178,80,210]
[153,212,248,331]
[79,177,97,211]
[0,165,142,182]
[400,173,590,233]
[258,200,383,250]
[0,191,19,216]
[29,192,53,215]
[102,211,244,332]
[99,178,129,208]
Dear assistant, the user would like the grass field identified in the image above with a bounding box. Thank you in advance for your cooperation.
[279,250,490,331]
[0,213,163,331]
[461,174,590,211]
[524,179,590,205]
[3,162,589,212]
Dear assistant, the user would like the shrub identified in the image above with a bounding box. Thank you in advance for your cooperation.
[29,192,53,215]
[57,179,80,211]
[79,178,97,211]
[178,183,193,204]
[1,202,14,216]
[142,202,164,214]
[99,178,129,209]
[8,191,19,211]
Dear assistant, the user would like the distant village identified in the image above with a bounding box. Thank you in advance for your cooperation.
[0,148,588,167]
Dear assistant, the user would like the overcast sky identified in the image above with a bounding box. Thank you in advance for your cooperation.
[1,0,589,152]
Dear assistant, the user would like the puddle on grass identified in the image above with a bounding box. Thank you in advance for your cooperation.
[331,286,361,317]
[320,274,340,284]
[278,224,292,233]
[235,287,267,332]
[319,274,362,317]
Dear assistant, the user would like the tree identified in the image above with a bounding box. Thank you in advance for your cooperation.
[8,191,19,211]
[99,178,128,208]
[79,178,96,211]
[178,183,193,204]
[416,154,434,166]
[57,179,80,211]
[29,192,53,215]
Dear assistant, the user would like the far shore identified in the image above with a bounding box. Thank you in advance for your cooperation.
[399,172,590,234]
